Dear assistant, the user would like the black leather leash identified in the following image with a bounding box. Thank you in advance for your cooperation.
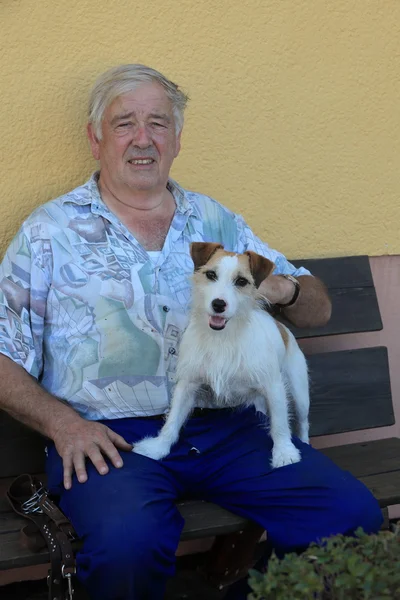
[7,474,77,600]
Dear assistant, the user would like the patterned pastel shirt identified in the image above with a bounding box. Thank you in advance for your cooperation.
[0,173,310,420]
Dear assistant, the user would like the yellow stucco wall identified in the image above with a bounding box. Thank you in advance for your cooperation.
[2,1,400,259]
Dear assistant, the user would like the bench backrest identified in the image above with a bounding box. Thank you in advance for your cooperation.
[289,255,393,437]
[0,255,393,478]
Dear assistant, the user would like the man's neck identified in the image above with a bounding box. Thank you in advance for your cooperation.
[97,177,176,250]
[98,177,174,221]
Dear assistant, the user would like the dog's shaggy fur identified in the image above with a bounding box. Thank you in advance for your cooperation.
[134,242,310,468]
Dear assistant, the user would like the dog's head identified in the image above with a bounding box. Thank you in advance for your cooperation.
[190,242,275,331]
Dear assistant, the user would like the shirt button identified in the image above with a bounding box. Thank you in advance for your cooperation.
[168,347,176,355]
[163,305,170,313]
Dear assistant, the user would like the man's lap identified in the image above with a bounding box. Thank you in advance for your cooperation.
[46,407,382,554]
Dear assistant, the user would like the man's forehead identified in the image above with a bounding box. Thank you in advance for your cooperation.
[107,83,173,119]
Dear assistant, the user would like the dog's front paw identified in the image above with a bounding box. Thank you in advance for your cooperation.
[133,437,171,461]
[271,443,301,468]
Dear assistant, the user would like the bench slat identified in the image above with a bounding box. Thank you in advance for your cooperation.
[0,499,250,570]
[290,287,383,339]
[291,255,374,289]
[309,347,393,436]
[0,534,49,570]
[289,255,382,338]
[0,489,249,540]
[0,499,249,540]
[359,472,400,508]
[0,511,25,535]
[321,438,400,478]
[178,501,249,540]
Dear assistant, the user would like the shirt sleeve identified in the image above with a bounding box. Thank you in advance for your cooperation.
[235,214,311,277]
[0,225,50,379]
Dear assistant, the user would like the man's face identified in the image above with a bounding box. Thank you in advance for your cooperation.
[88,82,181,195]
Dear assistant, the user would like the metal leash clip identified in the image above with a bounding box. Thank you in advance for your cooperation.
[62,565,76,599]
[20,484,47,515]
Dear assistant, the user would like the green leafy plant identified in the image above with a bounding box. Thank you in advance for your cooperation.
[248,525,400,600]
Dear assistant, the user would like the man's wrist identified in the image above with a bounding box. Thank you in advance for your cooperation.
[47,405,83,440]
[275,275,300,308]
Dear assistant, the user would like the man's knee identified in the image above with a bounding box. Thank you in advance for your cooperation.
[341,480,383,534]
[87,515,176,566]
[77,514,180,598]
[318,473,383,542]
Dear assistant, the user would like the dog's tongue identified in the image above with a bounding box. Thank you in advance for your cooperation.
[209,315,226,330]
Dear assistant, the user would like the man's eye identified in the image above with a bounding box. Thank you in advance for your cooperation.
[205,271,217,281]
[151,122,166,128]
[117,122,131,128]
[235,277,249,287]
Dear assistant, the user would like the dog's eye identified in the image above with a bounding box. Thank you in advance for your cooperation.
[234,277,249,287]
[205,270,217,281]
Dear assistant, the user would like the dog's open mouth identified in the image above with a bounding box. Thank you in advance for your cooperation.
[209,315,227,330]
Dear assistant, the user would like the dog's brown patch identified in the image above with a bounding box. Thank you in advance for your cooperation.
[190,242,223,270]
[191,244,276,292]
[237,253,257,282]
[276,321,289,348]
[244,251,275,288]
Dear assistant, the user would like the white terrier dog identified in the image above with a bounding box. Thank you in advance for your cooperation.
[134,242,310,468]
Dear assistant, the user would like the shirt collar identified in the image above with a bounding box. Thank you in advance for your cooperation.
[167,177,201,219]
[62,171,201,220]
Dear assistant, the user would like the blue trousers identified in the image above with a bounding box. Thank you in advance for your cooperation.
[46,408,382,600]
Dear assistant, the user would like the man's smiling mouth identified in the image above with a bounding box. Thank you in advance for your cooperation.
[128,159,155,165]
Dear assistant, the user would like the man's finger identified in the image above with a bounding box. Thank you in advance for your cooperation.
[87,446,109,475]
[63,456,73,490]
[108,429,133,452]
[73,452,88,484]
[101,434,128,468]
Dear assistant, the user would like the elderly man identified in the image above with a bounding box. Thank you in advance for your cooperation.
[0,65,381,599]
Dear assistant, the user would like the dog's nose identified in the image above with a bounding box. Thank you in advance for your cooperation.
[212,298,227,313]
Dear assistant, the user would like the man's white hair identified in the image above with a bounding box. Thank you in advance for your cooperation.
[88,64,189,139]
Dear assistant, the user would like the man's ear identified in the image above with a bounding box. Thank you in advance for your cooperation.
[245,251,275,288]
[190,242,223,270]
[87,123,101,161]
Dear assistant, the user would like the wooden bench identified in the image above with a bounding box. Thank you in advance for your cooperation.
[1,255,400,598]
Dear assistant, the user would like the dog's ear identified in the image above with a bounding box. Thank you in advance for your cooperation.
[245,251,275,288]
[190,242,223,270]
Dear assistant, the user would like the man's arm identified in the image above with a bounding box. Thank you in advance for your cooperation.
[232,214,331,327]
[0,355,132,489]
[258,274,332,328]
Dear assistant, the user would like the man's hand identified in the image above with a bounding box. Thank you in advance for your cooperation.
[52,416,133,489]
[0,356,134,490]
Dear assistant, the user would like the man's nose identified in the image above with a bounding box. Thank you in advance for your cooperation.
[133,125,152,148]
